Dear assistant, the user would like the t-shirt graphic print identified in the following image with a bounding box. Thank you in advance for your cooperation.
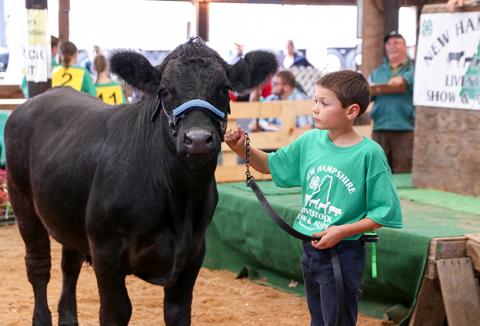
[268,129,403,239]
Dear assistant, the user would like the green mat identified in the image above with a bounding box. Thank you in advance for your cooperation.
[204,174,480,324]
[0,110,11,167]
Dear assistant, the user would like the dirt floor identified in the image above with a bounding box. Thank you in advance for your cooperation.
[0,224,385,325]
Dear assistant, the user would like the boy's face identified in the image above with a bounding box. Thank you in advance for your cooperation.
[312,86,353,130]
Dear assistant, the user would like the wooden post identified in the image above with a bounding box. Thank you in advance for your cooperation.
[59,0,69,44]
[384,0,399,35]
[195,0,209,42]
[361,0,384,78]
[25,0,50,97]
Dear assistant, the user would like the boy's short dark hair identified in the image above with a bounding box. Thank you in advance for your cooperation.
[316,70,371,116]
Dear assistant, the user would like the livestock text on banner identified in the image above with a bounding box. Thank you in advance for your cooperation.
[414,12,480,110]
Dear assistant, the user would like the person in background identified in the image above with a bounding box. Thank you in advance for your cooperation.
[52,41,96,96]
[81,45,102,75]
[225,70,403,326]
[446,0,468,10]
[249,70,311,131]
[369,32,415,173]
[228,41,244,65]
[94,54,127,105]
[50,35,60,68]
[283,40,312,68]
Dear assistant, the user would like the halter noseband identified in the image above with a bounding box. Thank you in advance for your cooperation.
[155,98,228,139]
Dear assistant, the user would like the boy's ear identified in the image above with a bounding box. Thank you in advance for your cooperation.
[346,104,361,121]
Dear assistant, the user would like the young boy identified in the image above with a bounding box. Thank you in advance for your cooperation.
[225,70,403,326]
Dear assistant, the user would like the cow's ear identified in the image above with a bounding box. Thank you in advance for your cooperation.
[227,51,278,93]
[110,51,160,95]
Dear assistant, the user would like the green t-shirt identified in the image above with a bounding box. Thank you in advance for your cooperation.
[268,129,403,240]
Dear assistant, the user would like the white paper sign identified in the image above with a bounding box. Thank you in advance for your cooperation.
[25,9,51,82]
[414,12,480,110]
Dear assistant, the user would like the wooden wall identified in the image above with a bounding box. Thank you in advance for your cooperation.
[413,107,480,196]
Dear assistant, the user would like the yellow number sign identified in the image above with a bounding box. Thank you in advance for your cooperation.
[96,85,124,105]
[52,66,84,91]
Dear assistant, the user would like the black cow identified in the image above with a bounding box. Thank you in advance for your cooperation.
[5,38,277,326]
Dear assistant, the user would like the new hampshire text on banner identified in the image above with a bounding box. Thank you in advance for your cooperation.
[414,12,480,110]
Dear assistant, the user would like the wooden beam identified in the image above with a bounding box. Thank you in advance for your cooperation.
[384,0,399,34]
[59,0,69,43]
[195,1,209,41]
[361,0,384,78]
[164,0,357,4]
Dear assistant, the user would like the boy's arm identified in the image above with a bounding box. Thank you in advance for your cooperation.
[311,217,382,249]
[225,126,270,174]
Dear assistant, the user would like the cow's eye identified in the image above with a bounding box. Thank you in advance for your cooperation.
[161,89,170,99]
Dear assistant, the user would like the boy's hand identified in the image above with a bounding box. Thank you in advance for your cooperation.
[388,76,405,86]
[311,226,346,249]
[225,126,246,152]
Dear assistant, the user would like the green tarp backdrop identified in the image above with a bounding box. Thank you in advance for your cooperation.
[204,174,480,324]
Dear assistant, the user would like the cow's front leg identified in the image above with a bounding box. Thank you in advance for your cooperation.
[164,242,205,326]
[91,241,131,326]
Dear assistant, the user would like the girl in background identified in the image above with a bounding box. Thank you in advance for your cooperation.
[52,41,96,96]
[94,54,127,105]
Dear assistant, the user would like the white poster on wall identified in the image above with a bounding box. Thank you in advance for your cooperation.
[414,12,480,110]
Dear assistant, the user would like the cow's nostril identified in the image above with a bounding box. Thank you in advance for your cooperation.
[184,134,193,145]
[206,135,213,144]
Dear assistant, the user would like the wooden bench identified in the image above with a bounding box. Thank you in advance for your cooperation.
[0,85,25,110]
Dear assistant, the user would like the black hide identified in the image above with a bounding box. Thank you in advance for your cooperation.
[5,38,277,326]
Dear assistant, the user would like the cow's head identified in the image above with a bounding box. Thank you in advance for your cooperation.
[111,38,277,170]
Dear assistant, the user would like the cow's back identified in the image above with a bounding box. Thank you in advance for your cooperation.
[5,87,122,249]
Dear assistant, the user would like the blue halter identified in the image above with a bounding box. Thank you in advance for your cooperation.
[172,99,225,120]
[159,98,227,138]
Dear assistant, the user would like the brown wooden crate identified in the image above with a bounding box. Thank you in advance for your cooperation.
[409,278,446,326]
[466,239,480,273]
[437,258,480,326]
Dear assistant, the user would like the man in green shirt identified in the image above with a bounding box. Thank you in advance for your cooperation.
[369,32,415,173]
[225,70,403,326]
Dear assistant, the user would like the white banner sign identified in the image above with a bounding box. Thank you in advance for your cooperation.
[414,12,480,110]
[25,9,51,82]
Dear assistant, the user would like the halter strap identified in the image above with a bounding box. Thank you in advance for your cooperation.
[172,99,225,119]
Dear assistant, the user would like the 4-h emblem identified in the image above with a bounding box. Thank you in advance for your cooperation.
[421,19,433,37]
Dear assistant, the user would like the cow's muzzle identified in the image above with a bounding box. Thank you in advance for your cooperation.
[183,128,214,155]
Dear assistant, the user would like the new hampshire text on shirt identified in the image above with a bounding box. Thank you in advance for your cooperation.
[308,165,357,193]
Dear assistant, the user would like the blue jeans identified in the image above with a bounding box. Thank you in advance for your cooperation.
[302,239,365,326]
